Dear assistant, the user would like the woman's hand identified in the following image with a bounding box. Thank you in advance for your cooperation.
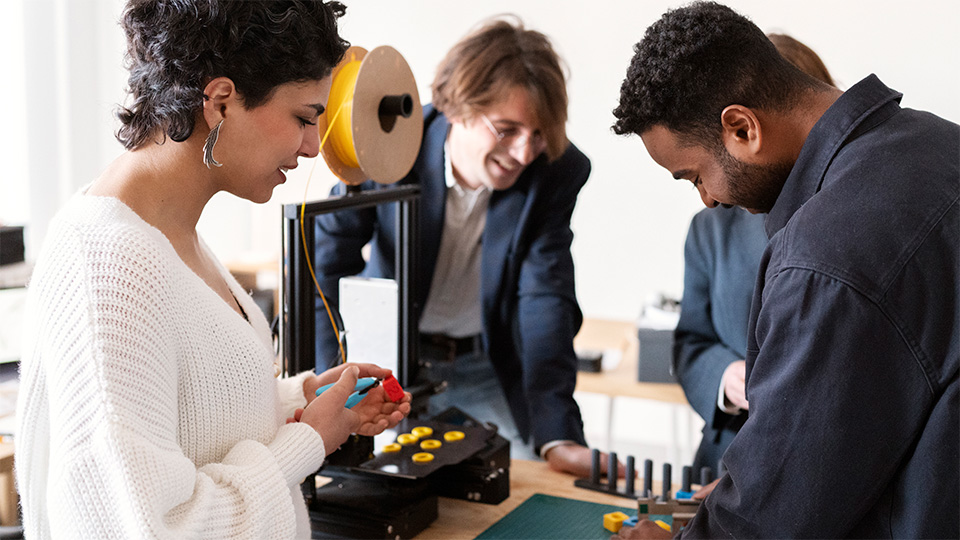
[289,365,412,451]
[349,381,412,436]
[302,363,398,405]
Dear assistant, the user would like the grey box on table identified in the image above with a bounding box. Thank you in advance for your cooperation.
[0,227,25,267]
[636,328,676,383]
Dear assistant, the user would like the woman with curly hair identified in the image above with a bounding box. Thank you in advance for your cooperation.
[15,2,410,538]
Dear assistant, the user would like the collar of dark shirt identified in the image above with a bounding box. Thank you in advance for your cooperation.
[765,74,903,239]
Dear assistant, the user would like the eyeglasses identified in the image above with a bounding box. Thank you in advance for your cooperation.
[480,113,547,153]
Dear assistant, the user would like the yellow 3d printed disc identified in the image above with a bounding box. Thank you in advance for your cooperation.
[420,439,442,450]
[411,426,434,438]
[412,452,435,463]
[443,430,465,442]
[397,433,419,446]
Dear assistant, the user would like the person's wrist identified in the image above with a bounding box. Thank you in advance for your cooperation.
[541,440,577,460]
[718,363,741,414]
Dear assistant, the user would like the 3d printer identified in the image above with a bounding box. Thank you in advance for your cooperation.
[277,45,510,539]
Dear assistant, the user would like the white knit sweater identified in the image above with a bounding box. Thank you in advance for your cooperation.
[16,194,326,539]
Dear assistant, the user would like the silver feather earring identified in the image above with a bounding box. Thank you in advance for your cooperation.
[202,119,224,168]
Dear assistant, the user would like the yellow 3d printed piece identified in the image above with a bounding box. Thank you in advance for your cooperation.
[443,430,465,442]
[381,443,402,453]
[420,439,442,450]
[603,511,629,533]
[412,452,434,463]
[654,520,671,532]
[397,433,419,445]
[411,426,434,438]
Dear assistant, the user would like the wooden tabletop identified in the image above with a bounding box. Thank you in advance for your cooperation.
[0,442,16,526]
[573,319,687,404]
[0,442,12,470]
[417,459,638,539]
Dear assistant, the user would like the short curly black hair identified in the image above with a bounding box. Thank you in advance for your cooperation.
[116,0,349,150]
[612,1,819,148]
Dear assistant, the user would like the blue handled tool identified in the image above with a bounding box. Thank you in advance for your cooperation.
[316,377,381,408]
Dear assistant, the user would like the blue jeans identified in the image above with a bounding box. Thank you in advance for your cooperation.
[423,350,539,461]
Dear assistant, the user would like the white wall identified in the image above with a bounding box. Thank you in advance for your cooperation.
[2,0,128,261]
[4,0,959,322]
[0,1,28,230]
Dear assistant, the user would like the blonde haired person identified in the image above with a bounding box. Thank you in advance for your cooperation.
[312,17,611,478]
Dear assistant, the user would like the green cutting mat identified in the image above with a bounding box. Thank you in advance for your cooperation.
[475,493,670,540]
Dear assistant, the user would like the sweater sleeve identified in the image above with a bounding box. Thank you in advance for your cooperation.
[22,220,325,539]
[276,370,313,417]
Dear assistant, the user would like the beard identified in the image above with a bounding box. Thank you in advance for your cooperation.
[717,148,794,213]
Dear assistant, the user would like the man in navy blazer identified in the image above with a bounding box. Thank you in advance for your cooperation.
[313,17,606,477]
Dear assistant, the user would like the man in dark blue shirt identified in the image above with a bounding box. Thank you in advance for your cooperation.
[673,34,837,478]
[612,2,958,538]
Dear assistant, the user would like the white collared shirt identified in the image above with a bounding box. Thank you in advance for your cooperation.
[420,141,569,460]
[418,141,491,337]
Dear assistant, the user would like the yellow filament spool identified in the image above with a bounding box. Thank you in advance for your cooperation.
[420,439,442,450]
[317,45,423,185]
[326,60,361,168]
[411,426,434,438]
[412,452,434,463]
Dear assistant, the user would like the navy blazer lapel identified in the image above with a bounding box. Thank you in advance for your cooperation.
[481,186,528,321]
[416,109,449,308]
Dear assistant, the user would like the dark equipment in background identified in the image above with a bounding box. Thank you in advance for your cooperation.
[0,227,25,266]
